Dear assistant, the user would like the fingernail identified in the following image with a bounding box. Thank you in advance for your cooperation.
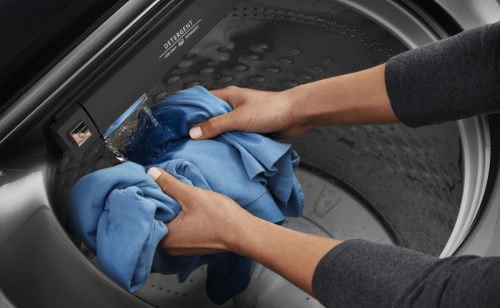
[189,127,202,139]
[147,168,161,181]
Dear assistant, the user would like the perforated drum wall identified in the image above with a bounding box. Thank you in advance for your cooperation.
[55,0,463,259]
[144,0,463,256]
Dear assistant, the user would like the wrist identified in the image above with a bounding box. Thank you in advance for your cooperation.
[223,214,272,257]
[222,216,253,255]
[283,84,324,131]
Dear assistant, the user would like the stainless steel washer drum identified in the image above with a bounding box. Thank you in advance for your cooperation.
[50,0,490,307]
[137,0,487,256]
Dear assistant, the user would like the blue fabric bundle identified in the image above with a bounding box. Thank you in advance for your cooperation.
[67,86,304,304]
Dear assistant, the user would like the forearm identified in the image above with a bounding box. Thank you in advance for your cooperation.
[285,63,399,128]
[285,21,500,130]
[312,239,500,308]
[226,215,342,297]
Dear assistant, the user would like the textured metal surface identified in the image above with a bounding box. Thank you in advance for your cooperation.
[432,0,500,30]
[141,0,462,256]
[455,115,499,257]
[147,1,405,100]
[331,0,492,258]
[295,168,395,245]
[334,0,441,48]
[54,140,118,225]
[2,0,494,307]
[0,150,152,307]
[402,0,450,38]
[48,1,476,307]
[290,124,462,255]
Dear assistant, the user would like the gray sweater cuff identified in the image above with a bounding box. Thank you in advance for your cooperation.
[385,22,500,128]
[311,239,440,307]
[311,239,500,308]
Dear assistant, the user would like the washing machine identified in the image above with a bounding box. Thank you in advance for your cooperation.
[0,0,499,307]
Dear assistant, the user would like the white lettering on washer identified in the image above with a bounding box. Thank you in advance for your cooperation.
[159,19,202,59]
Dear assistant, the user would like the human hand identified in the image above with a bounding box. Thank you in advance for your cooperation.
[147,167,254,256]
[188,86,313,140]
[147,167,341,298]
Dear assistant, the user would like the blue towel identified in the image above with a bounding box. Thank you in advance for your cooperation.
[67,86,304,304]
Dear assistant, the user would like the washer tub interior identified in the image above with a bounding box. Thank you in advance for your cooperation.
[51,0,490,307]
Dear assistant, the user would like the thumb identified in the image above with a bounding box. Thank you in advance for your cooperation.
[189,112,238,140]
[147,167,192,203]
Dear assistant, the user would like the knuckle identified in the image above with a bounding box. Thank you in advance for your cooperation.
[158,176,176,195]
[221,196,234,208]
[208,116,220,130]
[225,195,238,207]
[225,86,238,99]
[179,185,204,206]
[189,189,208,205]
[226,85,237,92]
[200,189,213,201]
[185,190,201,205]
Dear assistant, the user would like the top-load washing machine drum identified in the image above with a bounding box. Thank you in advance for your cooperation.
[0,0,496,307]
[49,1,492,307]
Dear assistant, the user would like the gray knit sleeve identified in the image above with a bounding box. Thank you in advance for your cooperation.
[385,21,500,128]
[312,239,500,308]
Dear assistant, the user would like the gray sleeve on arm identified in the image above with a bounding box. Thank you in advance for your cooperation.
[312,239,500,308]
[385,21,500,127]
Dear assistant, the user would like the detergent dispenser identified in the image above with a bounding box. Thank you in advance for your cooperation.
[51,0,240,159]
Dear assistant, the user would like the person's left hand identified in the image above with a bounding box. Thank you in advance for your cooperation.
[147,167,254,256]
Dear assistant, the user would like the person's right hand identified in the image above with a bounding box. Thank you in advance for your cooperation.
[188,86,312,140]
[148,167,256,256]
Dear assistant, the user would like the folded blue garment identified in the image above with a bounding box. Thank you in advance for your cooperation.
[67,86,304,304]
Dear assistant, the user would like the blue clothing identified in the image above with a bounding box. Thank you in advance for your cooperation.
[67,86,304,304]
